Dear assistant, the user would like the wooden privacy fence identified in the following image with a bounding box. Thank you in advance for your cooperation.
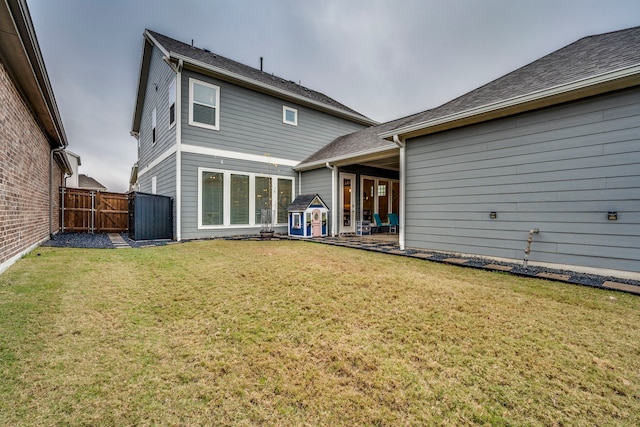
[60,187,128,233]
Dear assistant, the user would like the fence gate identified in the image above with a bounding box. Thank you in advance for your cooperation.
[60,187,128,233]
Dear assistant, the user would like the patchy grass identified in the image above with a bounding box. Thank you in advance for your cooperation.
[1,240,639,426]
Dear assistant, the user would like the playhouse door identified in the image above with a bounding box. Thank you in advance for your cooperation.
[311,209,322,237]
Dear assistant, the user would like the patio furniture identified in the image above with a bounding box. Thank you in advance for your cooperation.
[373,213,390,233]
[388,213,399,233]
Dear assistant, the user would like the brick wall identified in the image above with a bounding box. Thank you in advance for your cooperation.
[0,61,64,269]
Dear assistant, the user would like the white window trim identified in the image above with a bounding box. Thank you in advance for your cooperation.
[168,78,176,129]
[282,105,297,126]
[292,212,301,229]
[198,167,294,229]
[189,78,220,131]
[151,176,157,194]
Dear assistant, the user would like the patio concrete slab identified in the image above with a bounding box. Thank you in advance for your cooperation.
[412,253,436,260]
[484,264,514,272]
[444,258,470,265]
[108,233,130,249]
[603,281,640,295]
[536,272,571,282]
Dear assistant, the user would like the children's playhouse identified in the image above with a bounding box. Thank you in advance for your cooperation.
[287,194,329,238]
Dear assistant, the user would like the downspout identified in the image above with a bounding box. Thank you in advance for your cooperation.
[50,147,66,238]
[175,59,183,241]
[523,228,539,268]
[326,162,337,236]
[393,135,406,250]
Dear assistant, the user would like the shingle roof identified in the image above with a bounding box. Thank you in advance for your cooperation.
[287,194,328,212]
[297,26,640,169]
[146,30,373,122]
[297,113,419,165]
[391,25,640,133]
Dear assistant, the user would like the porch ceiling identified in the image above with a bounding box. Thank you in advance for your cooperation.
[360,156,400,171]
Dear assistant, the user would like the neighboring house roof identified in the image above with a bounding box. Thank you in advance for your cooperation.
[0,0,67,149]
[131,30,377,134]
[78,174,107,191]
[297,26,640,170]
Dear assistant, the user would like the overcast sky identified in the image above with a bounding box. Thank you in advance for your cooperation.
[27,0,640,193]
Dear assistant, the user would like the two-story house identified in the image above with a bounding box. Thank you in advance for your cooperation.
[130,30,376,240]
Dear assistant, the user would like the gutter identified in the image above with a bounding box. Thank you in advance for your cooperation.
[326,162,337,236]
[393,135,406,250]
[379,64,640,140]
[49,147,68,237]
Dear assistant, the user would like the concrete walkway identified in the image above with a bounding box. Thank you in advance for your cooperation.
[107,233,130,249]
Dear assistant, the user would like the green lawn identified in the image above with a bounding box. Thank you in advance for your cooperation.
[1,240,639,426]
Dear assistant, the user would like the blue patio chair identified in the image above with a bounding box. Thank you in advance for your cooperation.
[373,213,390,233]
[388,213,399,233]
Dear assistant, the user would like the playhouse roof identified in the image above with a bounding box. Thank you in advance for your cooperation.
[287,194,328,212]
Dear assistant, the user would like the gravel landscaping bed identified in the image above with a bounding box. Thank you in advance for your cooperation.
[42,232,114,249]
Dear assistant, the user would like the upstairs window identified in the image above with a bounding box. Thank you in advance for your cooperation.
[189,78,220,130]
[283,106,297,126]
[152,108,157,144]
[168,78,176,127]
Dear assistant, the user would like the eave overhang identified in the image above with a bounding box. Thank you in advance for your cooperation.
[379,64,640,141]
[53,149,72,175]
[294,144,398,172]
[130,33,154,134]
[0,0,67,148]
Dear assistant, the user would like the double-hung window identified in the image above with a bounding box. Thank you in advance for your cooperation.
[189,78,220,130]
[168,78,176,127]
[151,108,157,144]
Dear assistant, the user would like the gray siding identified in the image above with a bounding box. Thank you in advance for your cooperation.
[300,167,334,228]
[405,88,640,273]
[180,69,366,162]
[138,45,177,170]
[180,152,296,239]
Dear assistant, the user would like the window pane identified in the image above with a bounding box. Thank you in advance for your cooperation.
[169,79,176,104]
[230,174,249,225]
[362,178,374,222]
[193,82,217,106]
[277,178,292,224]
[169,79,176,125]
[202,172,223,225]
[193,103,216,126]
[255,176,271,223]
[378,181,389,221]
[286,109,296,123]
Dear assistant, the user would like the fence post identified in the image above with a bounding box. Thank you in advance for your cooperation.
[60,187,65,232]
[90,191,95,234]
